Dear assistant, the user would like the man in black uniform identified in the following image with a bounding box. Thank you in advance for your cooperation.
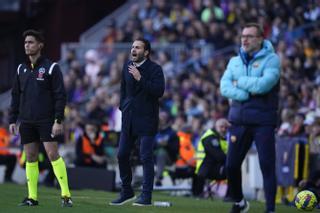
[9,29,72,207]
[110,38,165,206]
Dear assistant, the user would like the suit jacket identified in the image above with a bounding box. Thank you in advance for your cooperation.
[120,59,165,136]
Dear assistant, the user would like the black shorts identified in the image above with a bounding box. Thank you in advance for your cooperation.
[19,122,55,144]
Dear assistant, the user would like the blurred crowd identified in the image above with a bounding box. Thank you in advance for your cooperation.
[1,0,320,201]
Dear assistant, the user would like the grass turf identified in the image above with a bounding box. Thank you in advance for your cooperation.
[0,183,300,213]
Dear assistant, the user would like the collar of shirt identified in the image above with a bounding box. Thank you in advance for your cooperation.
[133,59,146,67]
[27,55,45,69]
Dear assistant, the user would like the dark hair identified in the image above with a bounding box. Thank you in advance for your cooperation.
[135,37,151,57]
[243,23,264,37]
[23,29,45,43]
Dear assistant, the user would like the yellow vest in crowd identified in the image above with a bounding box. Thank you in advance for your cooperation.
[195,129,228,174]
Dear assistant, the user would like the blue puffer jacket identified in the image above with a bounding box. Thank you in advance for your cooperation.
[220,40,280,125]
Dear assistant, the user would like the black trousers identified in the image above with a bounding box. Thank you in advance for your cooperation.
[192,163,226,196]
[0,154,17,181]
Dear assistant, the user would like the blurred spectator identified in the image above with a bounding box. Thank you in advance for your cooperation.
[138,0,157,20]
[106,93,122,132]
[75,121,107,168]
[152,9,173,32]
[291,114,305,136]
[201,0,224,23]
[101,20,117,45]
[277,109,294,136]
[0,120,16,182]
[169,2,190,24]
[157,51,175,78]
[170,125,196,184]
[192,118,229,198]
[154,110,179,186]
[84,49,104,84]
[85,97,107,123]
[309,117,320,177]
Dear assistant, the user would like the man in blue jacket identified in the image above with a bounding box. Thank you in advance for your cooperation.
[110,38,165,206]
[220,23,280,213]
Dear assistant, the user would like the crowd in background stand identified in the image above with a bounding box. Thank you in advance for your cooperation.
[0,0,320,202]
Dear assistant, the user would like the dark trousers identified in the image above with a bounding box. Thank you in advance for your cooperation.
[226,125,276,212]
[192,163,226,196]
[0,154,17,181]
[117,131,155,197]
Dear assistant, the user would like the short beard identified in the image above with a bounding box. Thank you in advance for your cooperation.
[133,55,146,63]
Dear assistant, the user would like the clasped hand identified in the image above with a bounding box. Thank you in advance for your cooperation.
[128,65,141,81]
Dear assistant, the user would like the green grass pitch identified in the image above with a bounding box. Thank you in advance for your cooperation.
[0,183,300,212]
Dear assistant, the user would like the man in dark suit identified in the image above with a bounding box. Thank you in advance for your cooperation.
[110,38,165,206]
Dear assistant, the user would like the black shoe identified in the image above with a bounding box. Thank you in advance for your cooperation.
[109,194,136,206]
[18,197,39,206]
[132,194,152,206]
[61,196,73,207]
[230,200,250,213]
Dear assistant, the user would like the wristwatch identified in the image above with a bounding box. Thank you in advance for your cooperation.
[55,118,62,124]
